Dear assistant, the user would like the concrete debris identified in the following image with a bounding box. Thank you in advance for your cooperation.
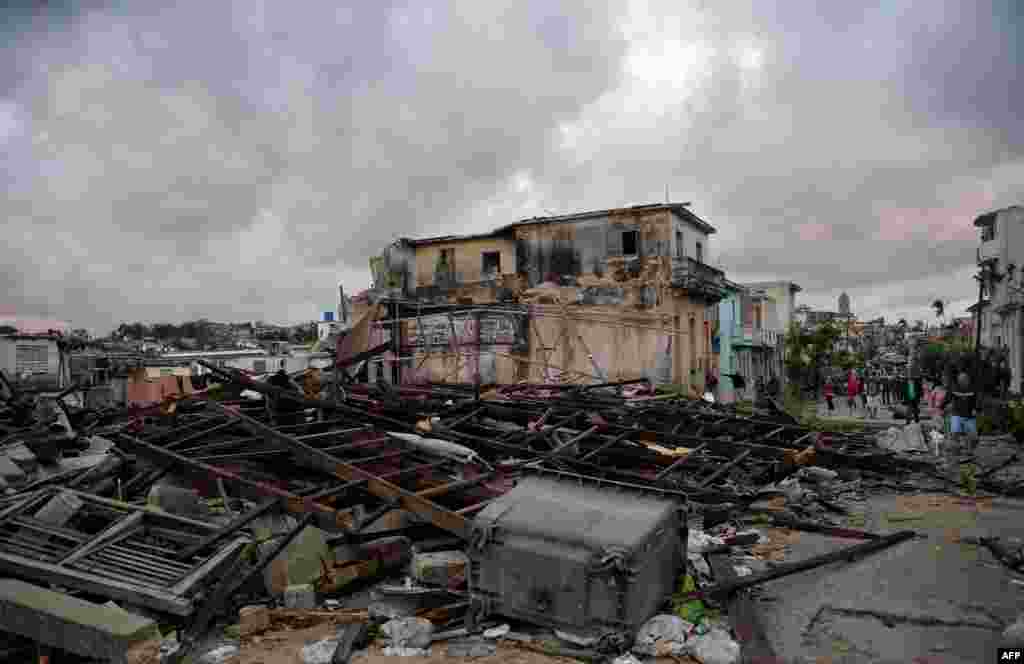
[554,629,599,647]
[0,352,1009,664]
[689,628,741,664]
[196,644,240,664]
[482,624,511,639]
[612,654,644,664]
[633,614,693,657]
[689,530,726,554]
[877,423,930,453]
[382,617,435,650]
[300,637,340,664]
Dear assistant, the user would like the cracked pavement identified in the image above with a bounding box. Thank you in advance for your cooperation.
[748,490,1024,663]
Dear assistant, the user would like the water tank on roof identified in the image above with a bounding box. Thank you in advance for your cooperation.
[322,311,335,322]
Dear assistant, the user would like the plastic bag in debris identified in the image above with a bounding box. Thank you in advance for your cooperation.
[633,614,693,656]
[688,530,725,554]
[382,617,434,649]
[689,627,740,664]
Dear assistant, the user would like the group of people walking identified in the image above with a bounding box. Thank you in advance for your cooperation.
[822,369,928,420]
[820,368,981,451]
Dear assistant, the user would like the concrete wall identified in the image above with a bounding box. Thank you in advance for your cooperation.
[514,209,687,286]
[396,296,708,389]
[983,207,1024,391]
[413,237,517,289]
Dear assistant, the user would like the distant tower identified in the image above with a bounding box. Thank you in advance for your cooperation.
[838,292,851,317]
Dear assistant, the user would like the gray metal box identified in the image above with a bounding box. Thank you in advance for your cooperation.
[468,473,686,635]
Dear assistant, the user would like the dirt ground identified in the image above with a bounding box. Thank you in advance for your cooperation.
[232,622,695,664]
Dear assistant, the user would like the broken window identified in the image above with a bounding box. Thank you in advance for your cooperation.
[622,230,639,256]
[982,222,996,242]
[695,241,703,264]
[675,231,684,258]
[481,251,501,279]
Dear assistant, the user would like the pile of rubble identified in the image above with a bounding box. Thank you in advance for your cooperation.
[0,367,963,663]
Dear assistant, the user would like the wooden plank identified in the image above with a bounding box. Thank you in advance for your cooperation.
[170,536,249,596]
[212,403,471,539]
[113,434,357,532]
[59,512,144,566]
[0,550,192,615]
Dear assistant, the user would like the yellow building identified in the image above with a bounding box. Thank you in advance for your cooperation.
[354,203,728,389]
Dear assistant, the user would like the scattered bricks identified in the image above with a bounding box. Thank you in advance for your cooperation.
[410,550,468,589]
[284,584,317,609]
[0,456,26,486]
[239,605,270,637]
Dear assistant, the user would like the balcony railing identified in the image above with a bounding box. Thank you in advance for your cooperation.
[670,257,727,301]
[978,241,1000,264]
[729,325,781,347]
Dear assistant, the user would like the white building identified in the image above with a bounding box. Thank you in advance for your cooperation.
[975,205,1024,390]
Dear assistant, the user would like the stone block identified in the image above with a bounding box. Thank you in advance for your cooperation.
[0,578,158,661]
[284,584,316,609]
[410,550,468,589]
[252,514,331,596]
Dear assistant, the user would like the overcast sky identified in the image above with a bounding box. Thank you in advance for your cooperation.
[2,1,1021,334]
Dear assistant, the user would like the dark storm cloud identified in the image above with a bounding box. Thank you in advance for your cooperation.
[0,0,1020,331]
[0,0,627,330]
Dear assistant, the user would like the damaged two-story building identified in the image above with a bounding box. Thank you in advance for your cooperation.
[351,203,729,391]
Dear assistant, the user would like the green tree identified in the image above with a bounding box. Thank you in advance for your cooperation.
[785,320,842,388]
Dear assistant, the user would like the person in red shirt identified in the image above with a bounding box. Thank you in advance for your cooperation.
[847,370,860,416]
[824,380,835,413]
